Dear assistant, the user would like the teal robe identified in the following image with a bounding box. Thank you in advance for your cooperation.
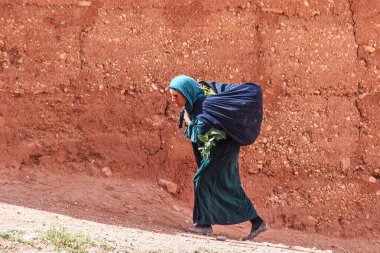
[187,119,258,225]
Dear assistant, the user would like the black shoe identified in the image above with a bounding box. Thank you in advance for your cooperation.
[185,225,212,235]
[243,221,269,241]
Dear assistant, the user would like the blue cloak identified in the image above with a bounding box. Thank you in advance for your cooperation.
[197,81,263,146]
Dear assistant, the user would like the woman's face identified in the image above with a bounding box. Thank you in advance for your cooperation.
[169,89,187,107]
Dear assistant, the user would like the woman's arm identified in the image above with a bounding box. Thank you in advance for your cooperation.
[184,110,192,125]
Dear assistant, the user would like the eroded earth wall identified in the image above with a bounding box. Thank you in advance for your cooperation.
[0,0,379,238]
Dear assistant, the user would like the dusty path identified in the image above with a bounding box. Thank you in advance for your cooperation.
[0,170,379,252]
[0,202,332,253]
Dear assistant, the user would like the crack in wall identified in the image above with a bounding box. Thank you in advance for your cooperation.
[348,0,360,60]
[163,100,170,117]
[78,7,100,79]
[348,0,366,167]
[79,28,89,72]
[354,89,364,154]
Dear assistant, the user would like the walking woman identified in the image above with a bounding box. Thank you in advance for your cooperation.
[168,75,268,240]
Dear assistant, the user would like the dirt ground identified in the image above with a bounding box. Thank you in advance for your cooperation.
[0,0,379,252]
[0,202,332,253]
[0,169,379,253]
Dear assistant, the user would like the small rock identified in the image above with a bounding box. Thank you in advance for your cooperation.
[248,168,258,174]
[172,205,180,212]
[305,215,318,226]
[313,90,321,95]
[23,233,39,241]
[341,158,350,169]
[363,45,376,53]
[216,236,227,241]
[369,176,377,183]
[59,53,67,60]
[151,84,158,91]
[304,0,309,7]
[102,167,113,177]
[359,60,367,66]
[78,1,92,7]
[376,191,380,196]
[312,10,320,16]
[158,179,178,194]
[358,93,368,99]
[261,7,284,14]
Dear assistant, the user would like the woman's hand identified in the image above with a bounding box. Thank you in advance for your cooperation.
[184,110,192,125]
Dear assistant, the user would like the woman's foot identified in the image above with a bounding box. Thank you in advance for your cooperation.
[185,224,212,235]
[243,217,269,241]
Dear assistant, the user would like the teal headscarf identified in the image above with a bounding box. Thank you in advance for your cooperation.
[169,75,205,113]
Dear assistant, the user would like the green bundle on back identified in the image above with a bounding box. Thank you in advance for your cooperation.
[197,129,226,160]
[199,81,216,96]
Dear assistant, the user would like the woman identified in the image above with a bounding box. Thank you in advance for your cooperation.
[168,75,268,240]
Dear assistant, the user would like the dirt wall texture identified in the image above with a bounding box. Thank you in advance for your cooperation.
[0,0,379,238]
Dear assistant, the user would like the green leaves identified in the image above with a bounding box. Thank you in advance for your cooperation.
[198,134,209,142]
[197,128,226,160]
[199,82,216,96]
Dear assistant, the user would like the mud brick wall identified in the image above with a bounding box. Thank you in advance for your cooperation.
[0,0,379,237]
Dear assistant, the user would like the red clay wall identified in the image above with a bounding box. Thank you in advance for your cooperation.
[0,0,379,238]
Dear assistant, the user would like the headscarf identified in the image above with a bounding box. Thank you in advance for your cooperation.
[168,75,205,113]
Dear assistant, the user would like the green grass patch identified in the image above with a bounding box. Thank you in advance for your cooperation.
[194,247,217,253]
[43,227,92,253]
[0,231,10,239]
[93,237,115,252]
[0,230,33,246]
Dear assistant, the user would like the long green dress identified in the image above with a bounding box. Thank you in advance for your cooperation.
[168,74,259,226]
[186,119,258,225]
